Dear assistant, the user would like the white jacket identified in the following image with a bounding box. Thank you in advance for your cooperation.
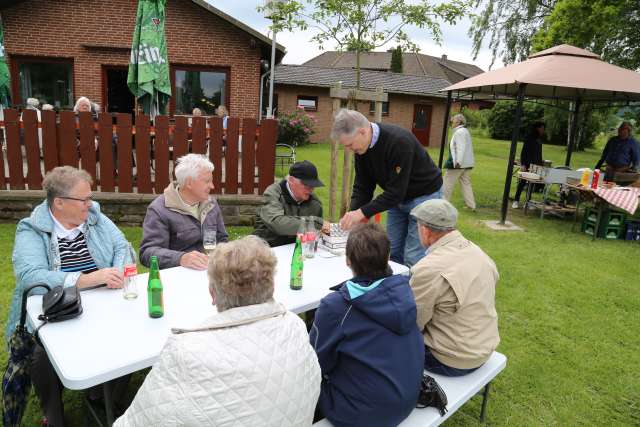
[450,125,475,168]
[114,301,321,427]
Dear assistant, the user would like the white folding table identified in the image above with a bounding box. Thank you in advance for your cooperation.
[27,244,408,425]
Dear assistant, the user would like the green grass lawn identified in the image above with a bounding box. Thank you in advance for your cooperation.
[2,132,639,425]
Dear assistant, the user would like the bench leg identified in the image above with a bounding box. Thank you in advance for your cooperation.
[479,382,491,423]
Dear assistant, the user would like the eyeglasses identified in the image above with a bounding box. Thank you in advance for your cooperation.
[59,195,93,204]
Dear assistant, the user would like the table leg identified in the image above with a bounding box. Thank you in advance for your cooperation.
[480,382,491,422]
[540,184,551,220]
[103,380,115,426]
[572,196,581,233]
[524,181,533,215]
[593,202,603,241]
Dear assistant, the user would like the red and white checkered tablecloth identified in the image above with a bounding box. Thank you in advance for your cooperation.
[593,187,640,214]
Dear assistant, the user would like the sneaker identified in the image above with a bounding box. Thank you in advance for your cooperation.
[511,201,519,209]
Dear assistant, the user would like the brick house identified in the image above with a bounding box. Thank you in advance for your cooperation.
[274,51,489,147]
[0,0,285,119]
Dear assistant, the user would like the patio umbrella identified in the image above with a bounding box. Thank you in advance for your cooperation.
[127,0,171,119]
[0,15,11,107]
[2,284,50,427]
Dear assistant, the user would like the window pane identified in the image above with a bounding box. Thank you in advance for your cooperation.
[175,70,226,115]
[19,61,73,108]
[297,96,317,111]
[369,101,389,114]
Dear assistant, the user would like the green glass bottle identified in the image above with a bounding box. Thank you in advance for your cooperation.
[290,234,304,290]
[148,256,164,318]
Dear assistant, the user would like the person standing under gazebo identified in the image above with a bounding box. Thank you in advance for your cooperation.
[595,121,639,181]
[512,121,545,209]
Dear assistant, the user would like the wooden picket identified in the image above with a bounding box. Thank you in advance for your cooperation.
[4,109,24,189]
[21,109,42,190]
[135,114,153,194]
[209,116,223,192]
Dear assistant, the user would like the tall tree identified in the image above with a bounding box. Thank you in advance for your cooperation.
[470,0,640,69]
[532,0,640,70]
[263,0,469,89]
[389,46,403,73]
[469,0,556,67]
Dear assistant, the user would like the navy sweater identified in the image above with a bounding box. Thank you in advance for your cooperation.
[310,274,424,427]
[350,123,442,218]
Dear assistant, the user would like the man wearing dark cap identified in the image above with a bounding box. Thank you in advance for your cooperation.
[409,199,500,376]
[253,160,329,247]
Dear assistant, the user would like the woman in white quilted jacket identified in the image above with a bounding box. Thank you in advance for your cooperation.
[114,236,321,427]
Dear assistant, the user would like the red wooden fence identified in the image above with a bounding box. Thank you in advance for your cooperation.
[0,110,278,194]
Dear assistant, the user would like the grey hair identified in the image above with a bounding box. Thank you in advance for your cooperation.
[331,109,370,141]
[42,166,93,206]
[216,105,228,117]
[451,113,466,126]
[73,97,92,113]
[174,153,214,186]
[42,104,54,111]
[208,235,276,312]
[26,98,40,109]
[417,219,455,233]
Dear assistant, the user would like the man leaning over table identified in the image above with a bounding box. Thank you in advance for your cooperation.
[5,166,134,427]
[139,153,228,270]
[332,108,443,268]
[409,199,500,376]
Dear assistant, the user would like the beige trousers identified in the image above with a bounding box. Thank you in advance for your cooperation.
[443,168,476,209]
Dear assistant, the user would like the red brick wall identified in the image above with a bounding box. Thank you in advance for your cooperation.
[275,84,447,147]
[3,0,262,119]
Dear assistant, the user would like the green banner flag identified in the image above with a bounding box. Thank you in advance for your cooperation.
[127,0,171,117]
[0,15,11,107]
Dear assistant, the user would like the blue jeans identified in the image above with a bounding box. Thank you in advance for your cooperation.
[424,346,480,377]
[386,187,443,267]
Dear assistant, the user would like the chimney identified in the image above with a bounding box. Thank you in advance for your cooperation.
[441,54,447,62]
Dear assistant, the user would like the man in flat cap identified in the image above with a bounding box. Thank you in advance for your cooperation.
[254,160,330,247]
[409,199,500,376]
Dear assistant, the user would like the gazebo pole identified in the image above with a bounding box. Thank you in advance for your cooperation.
[564,98,582,166]
[500,83,527,224]
[438,91,453,169]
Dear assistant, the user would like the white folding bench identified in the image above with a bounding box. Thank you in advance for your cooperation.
[313,351,507,426]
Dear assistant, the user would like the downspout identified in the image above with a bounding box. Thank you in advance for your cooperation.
[258,69,271,124]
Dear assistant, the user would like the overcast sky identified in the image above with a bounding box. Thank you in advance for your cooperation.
[207,1,500,71]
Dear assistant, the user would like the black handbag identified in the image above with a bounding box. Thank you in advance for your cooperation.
[416,371,448,416]
[37,285,83,323]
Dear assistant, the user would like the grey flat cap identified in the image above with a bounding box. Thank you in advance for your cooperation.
[410,199,458,229]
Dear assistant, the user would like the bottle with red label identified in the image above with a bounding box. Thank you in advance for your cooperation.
[591,169,601,189]
[123,242,138,300]
[304,217,318,259]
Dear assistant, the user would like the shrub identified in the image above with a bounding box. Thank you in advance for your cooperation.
[486,100,545,140]
[544,104,611,151]
[277,107,316,147]
[460,107,490,130]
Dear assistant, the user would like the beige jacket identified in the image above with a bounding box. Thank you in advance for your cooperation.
[410,230,499,369]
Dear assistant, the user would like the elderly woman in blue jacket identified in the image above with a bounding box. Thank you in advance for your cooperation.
[310,223,424,427]
[6,166,132,427]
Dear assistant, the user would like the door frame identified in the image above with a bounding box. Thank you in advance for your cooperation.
[412,103,433,146]
[102,65,131,114]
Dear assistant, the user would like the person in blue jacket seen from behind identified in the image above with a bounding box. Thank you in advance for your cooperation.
[310,223,424,427]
